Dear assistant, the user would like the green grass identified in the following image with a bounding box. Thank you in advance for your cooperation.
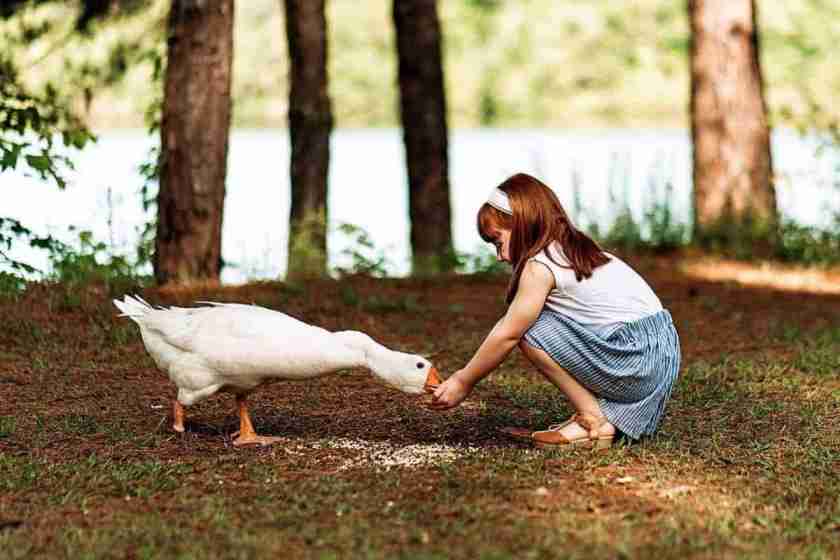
[0,417,15,439]
[794,328,840,377]
[1,269,839,558]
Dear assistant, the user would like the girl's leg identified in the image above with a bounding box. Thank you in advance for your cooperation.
[517,340,615,438]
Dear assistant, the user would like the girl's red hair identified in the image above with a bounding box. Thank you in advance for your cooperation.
[477,173,610,303]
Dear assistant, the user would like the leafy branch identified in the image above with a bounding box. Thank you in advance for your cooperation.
[0,56,96,188]
[0,54,95,273]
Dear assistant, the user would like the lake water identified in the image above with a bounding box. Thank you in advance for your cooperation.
[3,128,838,283]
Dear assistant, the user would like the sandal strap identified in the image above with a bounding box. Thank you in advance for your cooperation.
[546,414,581,432]
[541,413,613,443]
[576,413,609,440]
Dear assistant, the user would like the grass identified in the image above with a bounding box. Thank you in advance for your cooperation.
[0,255,839,558]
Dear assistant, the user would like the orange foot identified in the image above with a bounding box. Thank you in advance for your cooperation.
[233,434,284,447]
[173,400,186,432]
[232,395,282,447]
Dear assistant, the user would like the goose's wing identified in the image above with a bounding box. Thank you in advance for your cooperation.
[139,303,305,351]
[138,305,219,354]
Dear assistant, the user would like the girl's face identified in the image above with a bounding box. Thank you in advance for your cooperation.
[489,227,512,263]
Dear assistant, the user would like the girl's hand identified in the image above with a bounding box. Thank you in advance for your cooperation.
[428,374,472,410]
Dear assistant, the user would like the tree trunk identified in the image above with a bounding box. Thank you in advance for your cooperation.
[393,0,453,274]
[155,0,233,285]
[689,0,777,253]
[284,0,333,278]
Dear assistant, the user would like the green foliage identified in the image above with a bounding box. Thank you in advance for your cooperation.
[411,251,459,277]
[582,157,690,254]
[1,40,94,283]
[579,154,840,263]
[1,0,838,281]
[333,222,389,278]
[0,219,153,296]
[0,0,686,128]
[0,271,26,300]
[0,55,95,187]
[1,1,149,33]
[0,2,164,286]
[0,217,66,277]
[644,183,690,249]
[693,207,780,259]
[762,1,840,146]
[338,284,421,314]
[0,0,836,133]
[599,200,690,254]
[361,294,421,314]
[134,42,165,271]
[794,327,840,377]
[339,284,360,306]
[451,247,508,276]
[597,207,643,251]
[46,227,149,295]
[775,218,840,265]
[135,143,159,269]
[0,417,15,439]
[0,0,162,278]
[333,224,508,278]
[75,0,150,34]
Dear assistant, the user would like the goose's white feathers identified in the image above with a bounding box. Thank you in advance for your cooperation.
[114,295,438,407]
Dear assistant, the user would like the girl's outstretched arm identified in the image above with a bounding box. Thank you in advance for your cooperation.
[430,261,554,409]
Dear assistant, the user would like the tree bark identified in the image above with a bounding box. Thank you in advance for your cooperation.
[155,0,233,285]
[284,0,333,278]
[393,0,453,274]
[689,0,777,252]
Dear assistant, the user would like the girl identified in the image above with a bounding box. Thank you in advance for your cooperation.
[430,173,680,448]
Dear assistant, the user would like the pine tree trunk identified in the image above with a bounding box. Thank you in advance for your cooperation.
[284,0,333,278]
[393,0,453,274]
[689,0,777,253]
[155,0,233,285]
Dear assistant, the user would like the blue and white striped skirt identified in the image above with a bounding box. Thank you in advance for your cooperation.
[522,309,680,439]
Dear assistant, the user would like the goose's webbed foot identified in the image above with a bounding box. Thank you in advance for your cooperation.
[232,395,282,447]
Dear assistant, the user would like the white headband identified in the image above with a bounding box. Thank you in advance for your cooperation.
[486,188,513,215]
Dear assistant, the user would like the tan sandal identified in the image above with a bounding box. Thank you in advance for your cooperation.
[499,415,594,443]
[531,413,614,450]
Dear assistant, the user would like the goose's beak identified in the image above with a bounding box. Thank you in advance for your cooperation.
[424,367,442,393]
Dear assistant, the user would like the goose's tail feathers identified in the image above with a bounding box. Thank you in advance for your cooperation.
[113,294,154,321]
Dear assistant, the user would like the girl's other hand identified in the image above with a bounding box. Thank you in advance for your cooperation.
[428,374,472,410]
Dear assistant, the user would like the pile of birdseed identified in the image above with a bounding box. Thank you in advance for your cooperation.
[312,438,480,471]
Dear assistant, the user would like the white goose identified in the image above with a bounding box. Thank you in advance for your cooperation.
[113,295,441,446]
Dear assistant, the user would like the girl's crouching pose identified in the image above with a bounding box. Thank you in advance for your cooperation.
[430,173,681,448]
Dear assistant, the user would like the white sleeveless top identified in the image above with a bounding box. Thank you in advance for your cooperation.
[529,242,663,336]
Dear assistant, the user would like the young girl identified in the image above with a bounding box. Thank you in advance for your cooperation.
[430,173,680,448]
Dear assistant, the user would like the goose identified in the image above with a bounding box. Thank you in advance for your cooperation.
[113,295,441,446]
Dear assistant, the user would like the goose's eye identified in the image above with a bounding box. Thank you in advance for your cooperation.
[416,362,424,369]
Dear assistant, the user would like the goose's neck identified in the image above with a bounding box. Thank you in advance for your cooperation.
[334,330,411,391]
[334,330,391,368]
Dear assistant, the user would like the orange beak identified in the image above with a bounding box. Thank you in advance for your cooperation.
[424,367,442,393]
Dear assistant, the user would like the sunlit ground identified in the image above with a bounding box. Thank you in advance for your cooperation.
[680,256,840,295]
